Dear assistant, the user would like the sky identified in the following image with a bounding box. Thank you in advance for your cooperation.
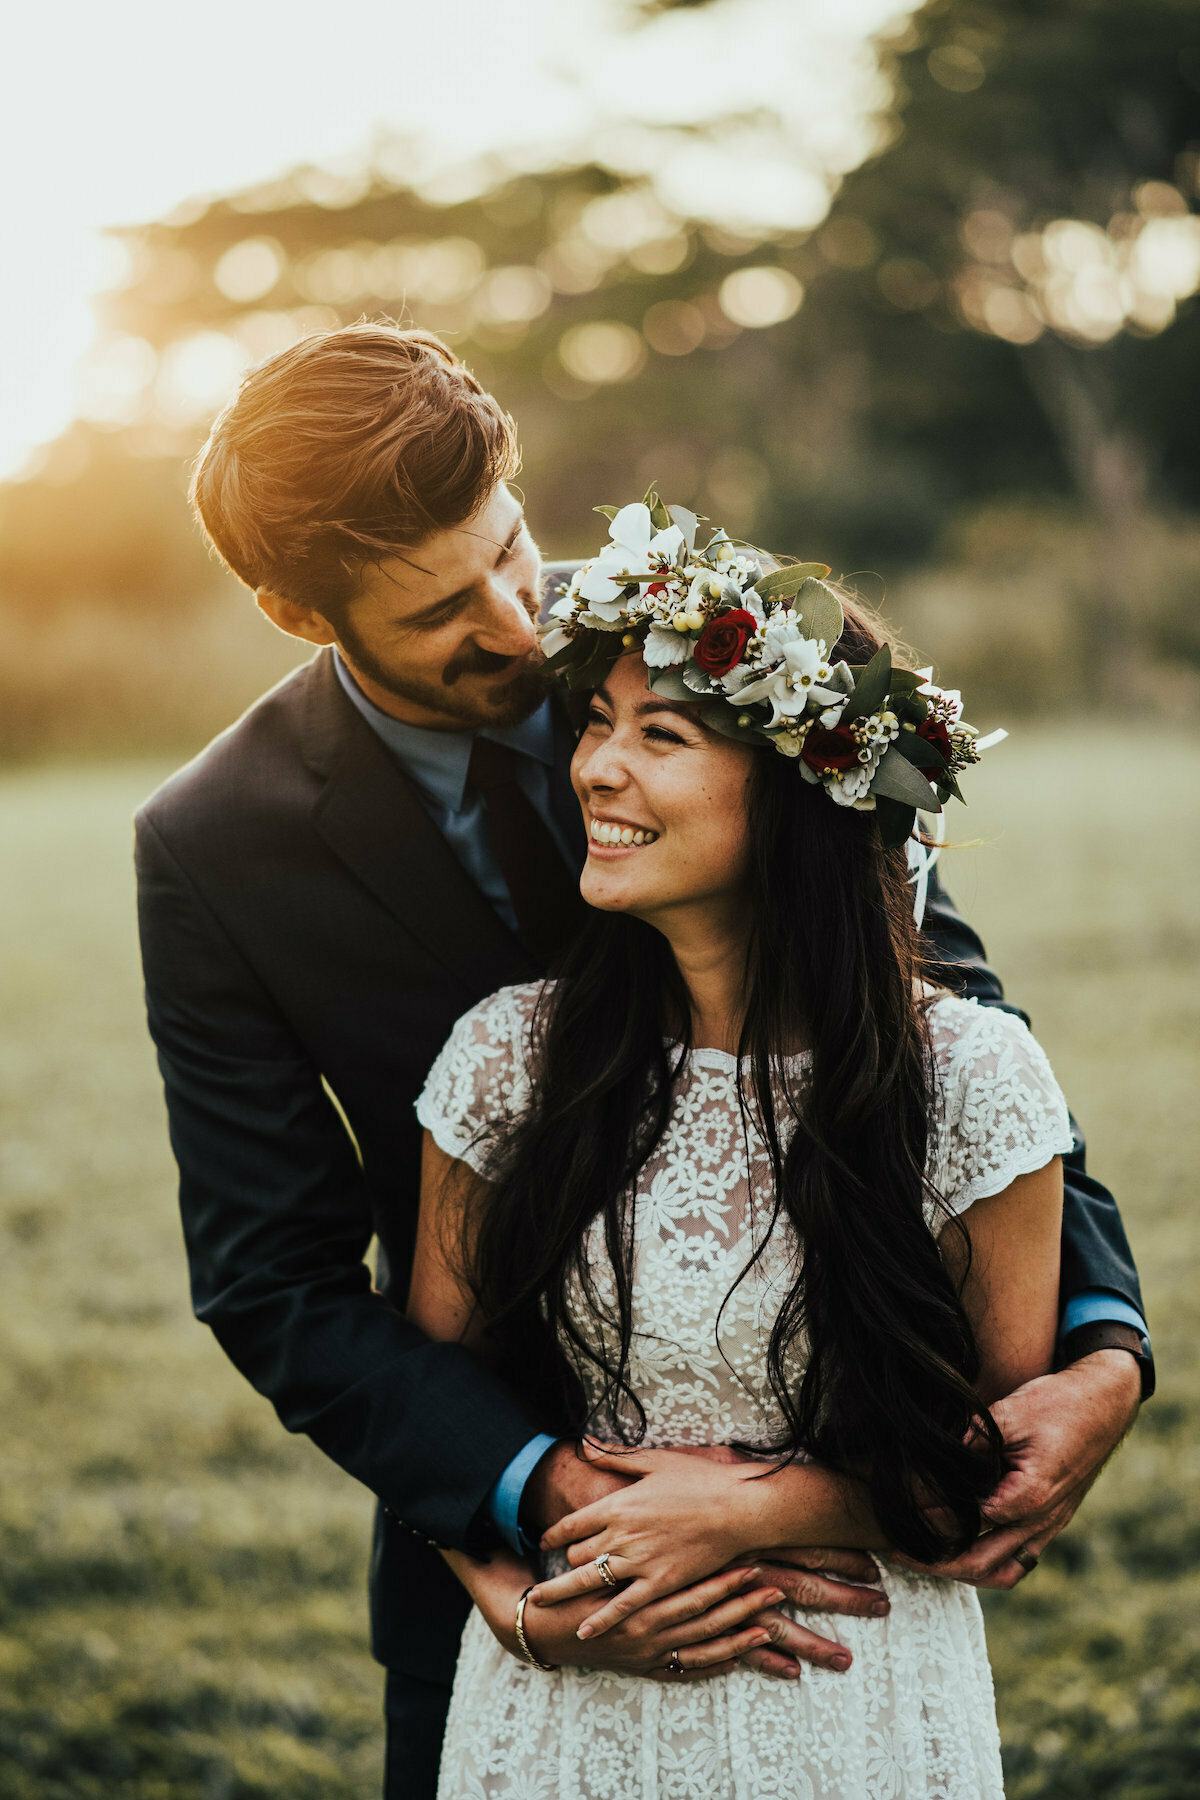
[1,0,905,480]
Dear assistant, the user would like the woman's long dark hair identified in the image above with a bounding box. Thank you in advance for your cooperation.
[464,596,1004,1562]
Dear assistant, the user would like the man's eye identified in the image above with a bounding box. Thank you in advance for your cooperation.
[418,605,459,632]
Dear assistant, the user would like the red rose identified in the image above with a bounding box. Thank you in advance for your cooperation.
[693,609,758,677]
[912,717,952,771]
[800,725,861,773]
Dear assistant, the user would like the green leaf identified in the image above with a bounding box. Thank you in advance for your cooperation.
[699,699,767,743]
[793,578,845,650]
[540,638,587,676]
[840,644,893,723]
[650,499,672,531]
[668,505,699,552]
[891,727,946,772]
[871,745,941,810]
[753,562,832,602]
[593,504,619,521]
[888,667,924,696]
[646,665,695,702]
[874,796,917,851]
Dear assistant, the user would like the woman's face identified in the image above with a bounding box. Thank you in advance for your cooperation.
[570,652,757,928]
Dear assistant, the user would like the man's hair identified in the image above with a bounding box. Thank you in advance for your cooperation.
[190,324,520,612]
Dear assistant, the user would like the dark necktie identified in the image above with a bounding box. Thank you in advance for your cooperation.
[467,736,585,967]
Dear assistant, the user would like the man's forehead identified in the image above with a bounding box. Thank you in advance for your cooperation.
[363,486,521,603]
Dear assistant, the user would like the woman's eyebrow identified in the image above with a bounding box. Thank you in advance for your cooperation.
[634,697,696,721]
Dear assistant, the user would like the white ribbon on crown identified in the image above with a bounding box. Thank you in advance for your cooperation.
[907,809,946,931]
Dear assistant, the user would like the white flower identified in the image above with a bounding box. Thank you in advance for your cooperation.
[540,625,572,658]
[576,506,685,617]
[549,592,577,621]
[734,630,844,727]
[687,569,725,607]
[643,623,691,666]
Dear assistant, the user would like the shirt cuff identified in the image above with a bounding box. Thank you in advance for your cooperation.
[488,1432,560,1557]
[1060,1289,1149,1343]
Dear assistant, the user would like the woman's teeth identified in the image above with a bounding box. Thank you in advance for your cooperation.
[590,820,658,847]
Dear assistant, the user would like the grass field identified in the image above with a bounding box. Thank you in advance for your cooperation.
[0,729,1198,1799]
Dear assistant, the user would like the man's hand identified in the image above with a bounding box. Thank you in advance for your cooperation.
[896,1350,1141,1588]
[522,1439,631,1537]
[731,1549,890,1679]
[448,1548,784,1682]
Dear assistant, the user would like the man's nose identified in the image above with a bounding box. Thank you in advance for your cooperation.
[472,580,539,656]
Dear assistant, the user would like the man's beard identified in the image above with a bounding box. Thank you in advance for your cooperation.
[335,614,549,729]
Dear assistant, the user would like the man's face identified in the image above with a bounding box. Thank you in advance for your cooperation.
[332,484,547,731]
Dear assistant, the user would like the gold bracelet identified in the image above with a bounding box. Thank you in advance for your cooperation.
[515,1585,559,1672]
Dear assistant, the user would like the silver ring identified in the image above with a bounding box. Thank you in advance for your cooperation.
[595,1552,619,1590]
[667,1649,684,1675]
[1013,1547,1039,1575]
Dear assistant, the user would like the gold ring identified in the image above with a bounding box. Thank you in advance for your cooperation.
[595,1552,620,1589]
[1013,1547,1039,1575]
[667,1649,684,1675]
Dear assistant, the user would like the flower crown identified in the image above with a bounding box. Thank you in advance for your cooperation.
[540,489,1005,852]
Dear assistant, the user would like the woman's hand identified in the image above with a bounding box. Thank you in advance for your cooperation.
[535,1441,881,1640]
[454,1547,785,1681]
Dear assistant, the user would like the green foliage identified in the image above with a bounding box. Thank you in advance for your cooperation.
[2,738,1198,1795]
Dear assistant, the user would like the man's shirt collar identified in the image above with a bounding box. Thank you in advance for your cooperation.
[333,650,555,813]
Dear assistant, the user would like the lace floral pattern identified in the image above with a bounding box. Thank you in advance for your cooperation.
[417,984,1072,1800]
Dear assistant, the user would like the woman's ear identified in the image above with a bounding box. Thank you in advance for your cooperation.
[255,589,338,647]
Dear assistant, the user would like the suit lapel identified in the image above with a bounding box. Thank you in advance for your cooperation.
[301,651,537,996]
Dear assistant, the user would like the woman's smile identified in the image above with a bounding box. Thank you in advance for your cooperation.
[588,815,661,851]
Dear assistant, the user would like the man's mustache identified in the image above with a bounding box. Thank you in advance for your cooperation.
[441,646,519,687]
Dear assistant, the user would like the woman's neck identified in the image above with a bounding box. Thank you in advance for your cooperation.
[653,900,750,1054]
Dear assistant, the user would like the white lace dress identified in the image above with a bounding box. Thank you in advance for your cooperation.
[417,984,1073,1800]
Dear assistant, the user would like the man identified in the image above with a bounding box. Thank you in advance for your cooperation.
[135,324,1151,1798]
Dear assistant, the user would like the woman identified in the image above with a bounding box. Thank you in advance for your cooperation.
[409,500,1072,1798]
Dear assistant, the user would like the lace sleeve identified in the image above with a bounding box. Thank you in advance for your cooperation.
[933,998,1075,1215]
[414,981,542,1180]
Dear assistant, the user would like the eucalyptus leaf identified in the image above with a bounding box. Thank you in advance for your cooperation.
[650,499,672,531]
[874,796,917,851]
[593,504,619,521]
[840,644,892,723]
[668,505,699,552]
[646,665,695,702]
[540,639,586,676]
[888,667,924,695]
[891,727,946,772]
[641,484,660,510]
[793,578,845,650]
[699,699,767,743]
[753,562,831,602]
[871,745,941,810]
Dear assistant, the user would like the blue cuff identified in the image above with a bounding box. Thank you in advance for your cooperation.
[1060,1289,1148,1343]
[488,1433,559,1557]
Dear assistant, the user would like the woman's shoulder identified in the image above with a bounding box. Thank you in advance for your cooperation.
[924,987,1040,1069]
[924,989,1074,1210]
[415,982,550,1176]
[446,979,548,1053]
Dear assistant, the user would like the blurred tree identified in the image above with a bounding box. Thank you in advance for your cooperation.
[794,0,1200,684]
